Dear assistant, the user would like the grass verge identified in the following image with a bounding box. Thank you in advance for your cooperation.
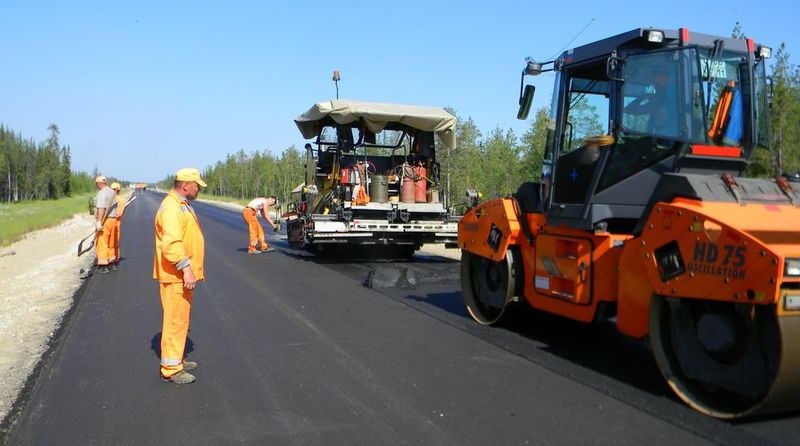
[0,194,93,248]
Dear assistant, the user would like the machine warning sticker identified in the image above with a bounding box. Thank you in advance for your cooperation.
[687,241,746,280]
[535,276,550,290]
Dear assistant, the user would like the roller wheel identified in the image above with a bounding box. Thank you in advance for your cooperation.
[461,250,519,325]
[650,295,800,418]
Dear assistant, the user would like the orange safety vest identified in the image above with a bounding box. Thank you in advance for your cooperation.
[707,80,736,144]
[153,190,205,283]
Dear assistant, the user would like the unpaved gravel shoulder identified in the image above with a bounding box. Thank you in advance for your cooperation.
[0,212,95,423]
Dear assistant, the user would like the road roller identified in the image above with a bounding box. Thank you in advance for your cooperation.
[458,28,800,419]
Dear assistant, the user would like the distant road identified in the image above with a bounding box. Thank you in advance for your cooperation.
[3,190,799,445]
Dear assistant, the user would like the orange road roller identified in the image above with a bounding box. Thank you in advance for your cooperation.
[458,28,800,418]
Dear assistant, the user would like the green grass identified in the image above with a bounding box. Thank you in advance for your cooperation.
[0,193,94,248]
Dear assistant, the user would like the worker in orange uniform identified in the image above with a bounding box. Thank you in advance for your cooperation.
[93,176,119,273]
[153,168,206,384]
[242,196,279,254]
[110,182,126,270]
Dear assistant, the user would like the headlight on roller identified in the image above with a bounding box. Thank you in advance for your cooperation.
[786,258,800,277]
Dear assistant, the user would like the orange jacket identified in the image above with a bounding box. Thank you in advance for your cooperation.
[153,190,205,283]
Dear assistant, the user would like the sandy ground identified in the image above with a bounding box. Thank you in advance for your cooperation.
[0,196,458,424]
[0,212,95,422]
[415,243,460,260]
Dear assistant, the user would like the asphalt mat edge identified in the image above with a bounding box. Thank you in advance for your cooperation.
[0,268,96,445]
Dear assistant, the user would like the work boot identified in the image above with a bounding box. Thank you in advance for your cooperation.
[97,265,109,274]
[109,263,118,272]
[183,360,198,371]
[248,249,261,255]
[161,370,195,384]
[261,247,276,253]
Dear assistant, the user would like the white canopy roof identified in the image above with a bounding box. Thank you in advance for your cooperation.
[294,100,457,149]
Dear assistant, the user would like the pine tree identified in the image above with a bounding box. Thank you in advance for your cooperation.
[520,107,550,182]
[769,44,800,175]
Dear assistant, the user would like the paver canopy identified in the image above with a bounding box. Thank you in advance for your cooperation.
[295,100,457,150]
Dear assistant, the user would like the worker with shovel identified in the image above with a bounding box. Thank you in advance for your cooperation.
[242,196,279,254]
[110,182,126,269]
[93,176,118,273]
[153,168,206,384]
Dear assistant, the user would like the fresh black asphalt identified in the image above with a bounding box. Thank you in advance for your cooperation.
[3,190,799,445]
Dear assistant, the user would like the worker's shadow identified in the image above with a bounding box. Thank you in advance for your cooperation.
[150,332,194,359]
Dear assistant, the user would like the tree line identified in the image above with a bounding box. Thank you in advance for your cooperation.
[167,107,549,210]
[0,124,98,203]
[157,147,306,203]
[749,43,800,176]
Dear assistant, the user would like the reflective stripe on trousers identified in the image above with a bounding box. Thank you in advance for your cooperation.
[160,282,193,377]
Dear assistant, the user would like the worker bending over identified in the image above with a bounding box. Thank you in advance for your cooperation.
[93,176,118,273]
[242,196,279,254]
[153,168,206,384]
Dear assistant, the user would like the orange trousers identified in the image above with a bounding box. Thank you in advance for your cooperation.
[95,217,117,265]
[160,282,193,378]
[113,219,122,261]
[242,208,268,252]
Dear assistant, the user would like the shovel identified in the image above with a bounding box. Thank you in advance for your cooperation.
[77,230,97,257]
[77,194,137,257]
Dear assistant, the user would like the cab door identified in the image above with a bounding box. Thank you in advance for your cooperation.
[551,75,610,206]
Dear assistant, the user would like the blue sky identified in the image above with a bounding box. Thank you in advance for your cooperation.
[2,1,797,182]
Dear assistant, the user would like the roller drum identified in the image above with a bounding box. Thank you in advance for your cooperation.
[460,250,519,325]
[650,295,800,418]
